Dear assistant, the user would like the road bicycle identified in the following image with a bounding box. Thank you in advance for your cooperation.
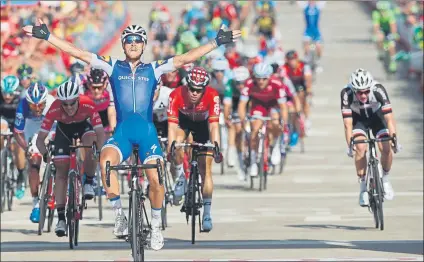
[106,145,163,262]
[350,130,396,231]
[38,141,56,235]
[1,132,17,213]
[170,141,221,244]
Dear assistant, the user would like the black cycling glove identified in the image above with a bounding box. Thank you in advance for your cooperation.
[215,28,233,46]
[43,152,48,163]
[32,24,50,40]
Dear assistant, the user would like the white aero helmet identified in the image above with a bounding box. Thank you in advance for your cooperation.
[253,62,273,78]
[233,66,250,82]
[349,68,374,91]
[57,80,80,101]
[121,25,148,44]
[211,57,229,71]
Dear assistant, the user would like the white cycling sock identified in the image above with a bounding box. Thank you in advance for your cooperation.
[110,196,123,216]
[151,207,162,227]
[203,198,212,216]
[33,197,39,208]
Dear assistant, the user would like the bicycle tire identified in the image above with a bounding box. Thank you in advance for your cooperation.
[130,189,144,261]
[7,164,14,211]
[161,199,167,230]
[97,171,103,221]
[38,164,51,235]
[258,136,265,192]
[191,172,196,245]
[369,168,379,229]
[1,170,6,213]
[373,164,384,231]
[68,174,75,249]
[47,208,54,233]
[121,172,125,195]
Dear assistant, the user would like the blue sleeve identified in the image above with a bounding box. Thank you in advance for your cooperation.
[14,99,28,132]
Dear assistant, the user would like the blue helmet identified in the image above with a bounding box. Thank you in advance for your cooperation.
[26,82,48,104]
[1,75,20,94]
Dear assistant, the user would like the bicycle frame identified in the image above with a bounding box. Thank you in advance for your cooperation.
[68,148,83,221]
[250,116,270,191]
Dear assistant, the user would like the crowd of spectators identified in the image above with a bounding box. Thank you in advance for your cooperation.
[1,1,122,83]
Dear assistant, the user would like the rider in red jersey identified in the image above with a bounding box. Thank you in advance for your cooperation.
[36,81,105,237]
[238,63,293,177]
[167,66,222,232]
[280,50,313,131]
[85,68,117,133]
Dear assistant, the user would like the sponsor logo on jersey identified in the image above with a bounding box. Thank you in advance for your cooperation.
[155,59,168,68]
[117,75,150,81]
[15,113,23,126]
[343,92,348,105]
[97,54,113,66]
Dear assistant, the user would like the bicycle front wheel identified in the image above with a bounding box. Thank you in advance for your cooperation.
[373,164,384,231]
[130,190,144,261]
[38,164,51,235]
[7,162,15,211]
[68,174,76,249]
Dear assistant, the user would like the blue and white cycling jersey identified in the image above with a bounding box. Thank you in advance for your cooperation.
[90,54,176,163]
[14,94,55,140]
[298,1,326,41]
[14,94,55,154]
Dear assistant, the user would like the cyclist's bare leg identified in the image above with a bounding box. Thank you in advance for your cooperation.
[145,159,165,209]
[269,111,281,146]
[303,38,311,57]
[298,90,309,119]
[378,140,392,173]
[13,142,26,188]
[172,128,187,169]
[198,154,213,226]
[250,119,263,153]
[81,133,97,179]
[100,147,121,199]
[315,42,323,59]
[0,121,7,147]
[234,123,243,152]
[28,155,42,197]
[53,159,70,211]
[376,31,385,50]
[353,135,368,177]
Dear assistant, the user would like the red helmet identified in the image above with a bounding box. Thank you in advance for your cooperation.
[186,66,210,88]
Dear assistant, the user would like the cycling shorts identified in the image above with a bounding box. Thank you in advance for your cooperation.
[178,113,209,144]
[303,30,322,42]
[249,104,279,118]
[102,113,162,164]
[352,110,389,139]
[53,121,95,161]
[154,120,168,138]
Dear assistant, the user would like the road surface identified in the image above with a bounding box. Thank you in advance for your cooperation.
[1,1,423,261]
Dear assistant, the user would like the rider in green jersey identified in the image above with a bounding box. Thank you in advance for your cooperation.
[372,1,399,72]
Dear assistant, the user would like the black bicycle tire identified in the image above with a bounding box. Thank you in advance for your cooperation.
[121,172,125,195]
[97,172,103,221]
[138,192,144,261]
[131,189,140,261]
[220,158,224,175]
[369,167,379,229]
[191,172,196,245]
[161,199,167,230]
[38,164,51,235]
[7,162,15,211]
[374,164,384,231]
[1,167,6,213]
[47,208,54,233]
[74,219,79,246]
[259,136,265,192]
[68,174,75,249]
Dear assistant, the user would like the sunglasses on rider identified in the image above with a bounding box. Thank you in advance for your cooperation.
[90,83,105,90]
[356,89,371,96]
[61,99,78,108]
[188,86,204,94]
[29,103,46,111]
[123,35,144,44]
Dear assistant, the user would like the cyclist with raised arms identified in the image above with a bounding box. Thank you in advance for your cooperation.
[23,19,240,250]
[14,82,55,223]
[341,69,400,206]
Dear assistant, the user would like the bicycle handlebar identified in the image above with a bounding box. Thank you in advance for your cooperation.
[69,142,98,159]
[351,135,395,145]
[105,158,163,188]
[170,141,221,163]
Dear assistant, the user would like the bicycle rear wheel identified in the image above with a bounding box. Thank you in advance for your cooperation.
[1,171,6,213]
[38,165,51,235]
[96,170,103,221]
[161,198,167,230]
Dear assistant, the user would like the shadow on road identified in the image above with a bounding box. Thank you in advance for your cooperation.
[2,239,422,255]
[285,224,373,231]
[213,184,253,192]
[0,228,38,235]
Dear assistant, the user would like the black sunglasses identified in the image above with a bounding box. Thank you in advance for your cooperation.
[123,35,144,44]
[356,90,371,95]
[188,86,204,94]
[62,99,78,107]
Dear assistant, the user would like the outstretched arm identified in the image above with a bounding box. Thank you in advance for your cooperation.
[22,18,92,64]
[173,25,241,69]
